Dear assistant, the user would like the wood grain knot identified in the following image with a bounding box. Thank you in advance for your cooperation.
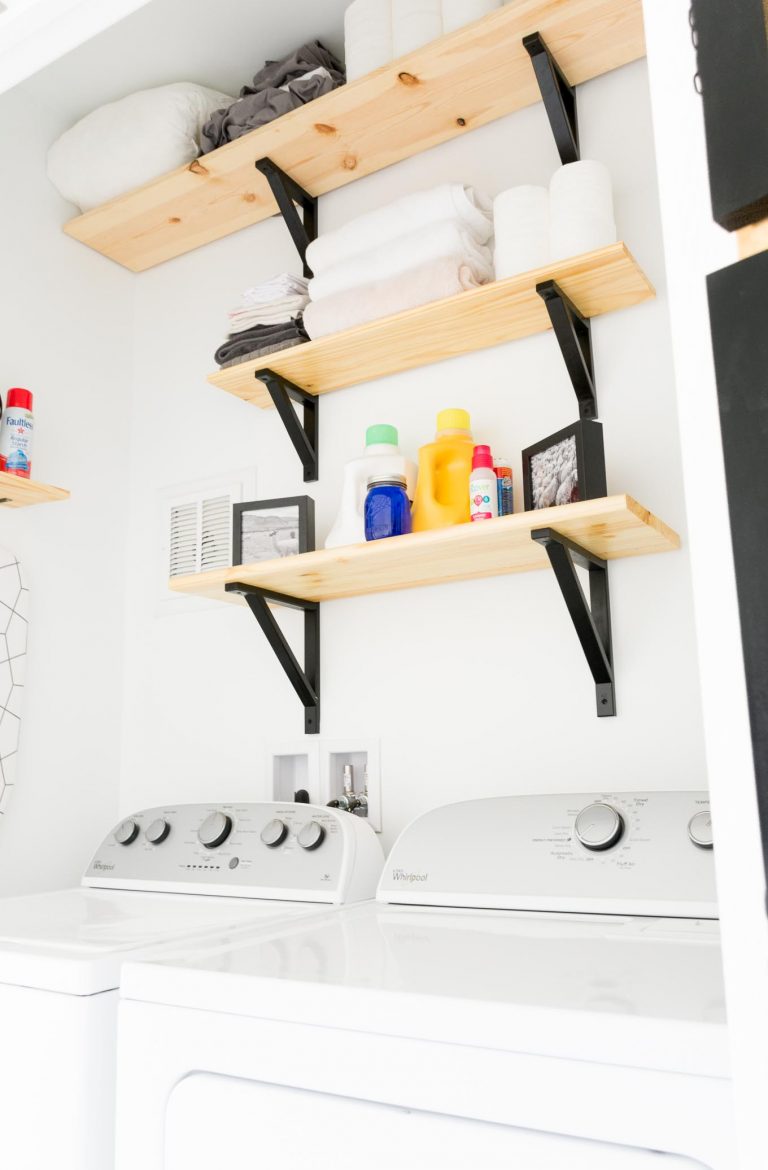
[456,117,467,127]
[315,123,337,135]
[242,192,257,203]
[188,160,208,175]
[168,216,182,224]
[342,155,358,170]
[398,71,419,86]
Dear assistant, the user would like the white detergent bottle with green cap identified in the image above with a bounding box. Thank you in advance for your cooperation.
[325,424,417,548]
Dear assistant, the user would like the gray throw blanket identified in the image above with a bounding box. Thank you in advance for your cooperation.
[214,317,308,366]
[202,41,345,153]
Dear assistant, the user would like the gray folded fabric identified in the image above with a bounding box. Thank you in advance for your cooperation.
[220,336,309,369]
[202,42,345,153]
[214,318,307,366]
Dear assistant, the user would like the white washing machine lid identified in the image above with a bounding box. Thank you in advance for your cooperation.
[0,887,335,995]
[120,901,728,1078]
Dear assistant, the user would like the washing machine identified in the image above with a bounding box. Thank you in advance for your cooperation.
[0,800,382,1170]
[115,791,734,1169]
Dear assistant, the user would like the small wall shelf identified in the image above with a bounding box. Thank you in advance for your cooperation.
[62,0,644,272]
[170,495,678,605]
[209,244,654,406]
[0,473,70,508]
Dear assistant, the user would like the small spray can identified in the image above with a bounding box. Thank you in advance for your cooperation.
[494,461,514,515]
[0,388,34,479]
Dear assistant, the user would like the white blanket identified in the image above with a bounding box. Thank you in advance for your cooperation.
[304,256,480,338]
[306,183,492,275]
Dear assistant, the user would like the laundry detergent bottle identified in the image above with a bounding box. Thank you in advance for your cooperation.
[412,409,474,531]
[325,424,417,548]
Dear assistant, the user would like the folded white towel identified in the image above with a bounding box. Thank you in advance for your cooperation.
[228,297,308,332]
[345,0,394,81]
[241,273,308,305]
[392,0,443,56]
[308,218,494,300]
[306,183,493,275]
[304,256,481,338]
[441,0,500,34]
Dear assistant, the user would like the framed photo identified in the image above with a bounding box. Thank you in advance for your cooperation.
[522,420,606,511]
[232,496,315,566]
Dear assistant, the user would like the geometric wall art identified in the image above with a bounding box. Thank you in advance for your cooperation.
[0,551,27,815]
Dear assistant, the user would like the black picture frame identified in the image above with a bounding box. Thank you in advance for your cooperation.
[232,496,315,566]
[522,419,606,511]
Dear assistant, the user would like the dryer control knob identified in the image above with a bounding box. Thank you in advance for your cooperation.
[261,819,288,848]
[574,803,624,852]
[298,821,325,851]
[688,810,713,850]
[145,818,171,845]
[114,819,139,846]
[198,812,233,849]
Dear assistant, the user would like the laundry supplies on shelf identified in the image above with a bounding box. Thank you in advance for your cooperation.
[344,0,502,82]
[304,183,494,339]
[326,424,417,548]
[214,274,309,368]
[364,473,413,540]
[469,444,499,521]
[0,388,34,479]
[201,42,345,152]
[412,409,475,531]
[47,83,234,212]
[494,460,514,516]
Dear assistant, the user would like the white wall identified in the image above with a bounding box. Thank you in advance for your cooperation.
[0,83,133,893]
[116,56,708,850]
[643,4,768,1166]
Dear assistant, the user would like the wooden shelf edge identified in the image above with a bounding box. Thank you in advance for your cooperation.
[61,0,645,272]
[169,495,679,605]
[208,243,655,407]
[0,473,70,508]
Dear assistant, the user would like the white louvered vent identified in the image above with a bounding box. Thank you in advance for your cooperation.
[159,471,256,611]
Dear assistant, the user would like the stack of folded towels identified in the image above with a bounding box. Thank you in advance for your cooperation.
[214,274,309,368]
[303,183,494,340]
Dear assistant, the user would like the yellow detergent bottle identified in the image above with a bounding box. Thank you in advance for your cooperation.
[412,409,474,531]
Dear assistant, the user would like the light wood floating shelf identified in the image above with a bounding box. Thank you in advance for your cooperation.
[209,244,654,406]
[0,473,70,508]
[170,495,679,606]
[63,0,645,272]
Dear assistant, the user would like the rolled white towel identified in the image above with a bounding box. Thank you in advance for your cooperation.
[345,0,394,82]
[493,185,549,278]
[441,0,500,34]
[304,256,481,338]
[308,219,494,300]
[392,0,443,57]
[550,214,617,261]
[550,160,614,221]
[306,183,493,275]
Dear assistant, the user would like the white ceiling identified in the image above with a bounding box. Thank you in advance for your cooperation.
[3,0,349,136]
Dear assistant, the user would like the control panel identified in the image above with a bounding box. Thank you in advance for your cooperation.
[83,803,384,904]
[378,792,717,918]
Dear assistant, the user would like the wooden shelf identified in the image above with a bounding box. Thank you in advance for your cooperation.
[0,473,70,509]
[63,0,644,272]
[208,244,654,406]
[169,495,679,605]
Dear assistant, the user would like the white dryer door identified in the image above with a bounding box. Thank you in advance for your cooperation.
[165,1074,712,1170]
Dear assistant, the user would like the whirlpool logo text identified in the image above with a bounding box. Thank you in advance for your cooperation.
[392,868,428,883]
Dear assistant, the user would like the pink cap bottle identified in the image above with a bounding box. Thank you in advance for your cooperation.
[469,445,499,522]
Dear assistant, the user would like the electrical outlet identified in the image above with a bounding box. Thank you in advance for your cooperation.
[321,738,381,832]
[265,740,321,805]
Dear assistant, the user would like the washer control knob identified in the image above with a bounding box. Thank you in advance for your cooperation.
[145,818,171,845]
[114,819,139,846]
[198,812,233,849]
[261,819,288,848]
[575,803,624,851]
[688,810,713,850]
[298,821,325,851]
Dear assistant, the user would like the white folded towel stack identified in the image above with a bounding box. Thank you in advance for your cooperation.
[493,185,549,279]
[549,160,616,261]
[441,0,501,34]
[304,182,493,338]
[392,0,443,56]
[345,0,394,81]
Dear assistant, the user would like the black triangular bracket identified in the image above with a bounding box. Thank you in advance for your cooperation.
[256,369,319,483]
[523,31,580,165]
[255,157,318,278]
[537,280,597,420]
[531,528,615,717]
[226,583,320,734]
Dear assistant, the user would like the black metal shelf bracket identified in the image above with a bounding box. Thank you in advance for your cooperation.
[226,583,320,734]
[255,157,318,277]
[256,368,319,483]
[531,527,615,718]
[537,279,597,419]
[523,31,579,165]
